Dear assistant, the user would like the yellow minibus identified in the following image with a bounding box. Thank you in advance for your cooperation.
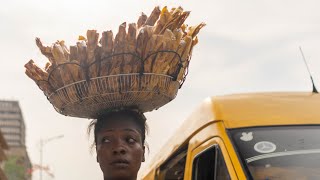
[141,92,320,180]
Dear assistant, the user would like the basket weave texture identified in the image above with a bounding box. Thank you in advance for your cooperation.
[48,73,180,118]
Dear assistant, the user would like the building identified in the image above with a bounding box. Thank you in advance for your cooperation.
[0,101,26,147]
[0,100,32,180]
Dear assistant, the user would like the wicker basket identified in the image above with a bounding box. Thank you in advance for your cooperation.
[47,73,180,118]
[35,51,189,119]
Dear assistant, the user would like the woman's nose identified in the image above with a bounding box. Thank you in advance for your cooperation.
[112,142,126,155]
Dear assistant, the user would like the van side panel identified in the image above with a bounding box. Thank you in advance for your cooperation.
[141,168,155,180]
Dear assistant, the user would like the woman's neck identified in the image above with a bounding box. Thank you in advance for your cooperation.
[104,176,137,180]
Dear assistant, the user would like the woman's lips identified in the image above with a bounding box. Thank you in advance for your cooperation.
[110,159,130,168]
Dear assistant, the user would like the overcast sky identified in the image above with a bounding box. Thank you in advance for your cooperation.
[1,0,320,179]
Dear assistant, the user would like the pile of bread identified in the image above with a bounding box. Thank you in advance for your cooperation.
[25,6,204,96]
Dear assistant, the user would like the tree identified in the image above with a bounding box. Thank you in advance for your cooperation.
[4,156,26,180]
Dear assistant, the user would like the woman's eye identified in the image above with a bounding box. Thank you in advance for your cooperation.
[102,138,111,143]
[127,137,136,144]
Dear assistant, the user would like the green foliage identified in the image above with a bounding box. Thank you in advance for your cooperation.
[3,156,26,180]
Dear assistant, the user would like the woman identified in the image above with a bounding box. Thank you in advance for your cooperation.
[89,109,148,180]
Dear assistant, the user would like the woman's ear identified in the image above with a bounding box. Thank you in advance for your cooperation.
[142,146,145,162]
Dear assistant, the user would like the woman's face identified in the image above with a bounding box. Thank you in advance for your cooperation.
[96,114,145,180]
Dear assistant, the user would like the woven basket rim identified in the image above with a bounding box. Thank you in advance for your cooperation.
[47,73,180,117]
[48,73,174,98]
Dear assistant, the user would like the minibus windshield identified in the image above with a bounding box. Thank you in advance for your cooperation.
[230,126,320,180]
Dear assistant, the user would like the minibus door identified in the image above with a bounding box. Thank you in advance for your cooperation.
[186,137,238,180]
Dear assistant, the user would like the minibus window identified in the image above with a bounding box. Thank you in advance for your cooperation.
[158,147,187,180]
[216,147,231,180]
[192,146,215,180]
[230,126,320,180]
[192,146,230,180]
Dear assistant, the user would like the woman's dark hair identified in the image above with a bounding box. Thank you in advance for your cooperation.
[88,108,148,149]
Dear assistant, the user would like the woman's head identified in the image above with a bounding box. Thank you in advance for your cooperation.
[89,109,148,180]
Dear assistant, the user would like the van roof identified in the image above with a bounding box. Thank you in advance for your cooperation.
[213,92,320,128]
[141,92,320,177]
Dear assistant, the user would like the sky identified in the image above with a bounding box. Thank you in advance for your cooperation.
[1,0,320,179]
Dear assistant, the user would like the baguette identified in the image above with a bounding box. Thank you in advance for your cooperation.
[58,40,70,60]
[187,22,206,38]
[110,22,127,75]
[143,34,163,73]
[154,29,176,74]
[35,38,56,66]
[100,30,114,76]
[52,42,75,85]
[137,12,147,29]
[69,45,78,61]
[145,6,161,26]
[123,23,137,74]
[44,62,64,89]
[77,40,88,80]
[167,28,183,76]
[87,30,100,77]
[153,6,172,34]
[137,26,154,57]
[177,36,193,81]
[25,60,53,95]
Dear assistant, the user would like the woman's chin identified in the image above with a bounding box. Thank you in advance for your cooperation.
[104,172,134,180]
[103,167,136,180]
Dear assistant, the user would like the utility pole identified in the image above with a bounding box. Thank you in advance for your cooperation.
[39,135,64,180]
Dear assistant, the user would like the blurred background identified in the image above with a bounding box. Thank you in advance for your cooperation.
[0,0,320,179]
